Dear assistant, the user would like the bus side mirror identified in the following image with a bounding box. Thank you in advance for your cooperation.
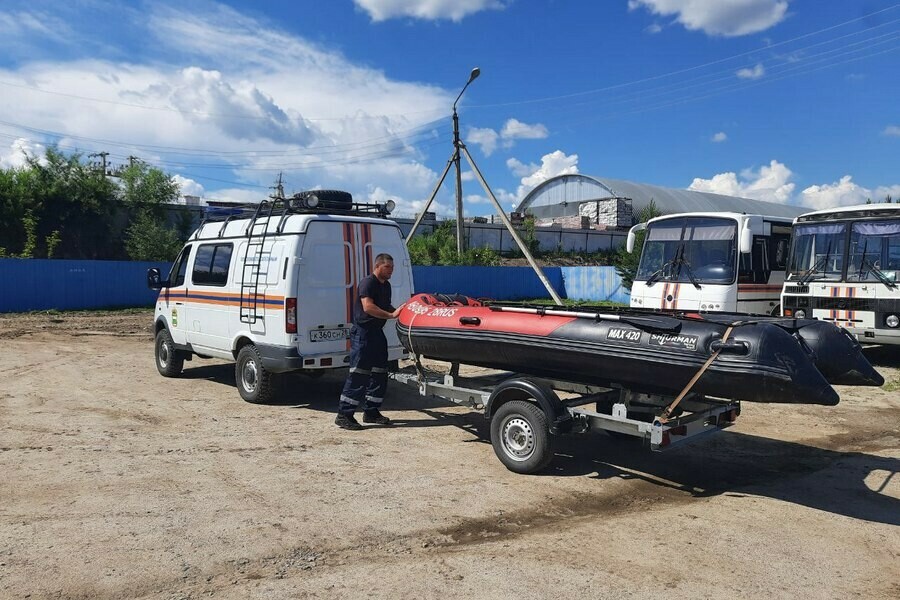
[740,227,753,254]
[626,223,645,253]
[147,268,168,290]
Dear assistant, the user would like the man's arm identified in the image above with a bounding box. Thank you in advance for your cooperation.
[361,297,403,319]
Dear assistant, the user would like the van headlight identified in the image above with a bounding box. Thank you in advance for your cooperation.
[795,309,806,319]
[306,194,320,208]
[383,199,396,215]
[886,314,900,328]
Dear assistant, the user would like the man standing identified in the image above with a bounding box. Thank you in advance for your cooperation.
[335,253,403,431]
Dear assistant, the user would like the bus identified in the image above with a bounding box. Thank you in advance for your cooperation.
[627,212,793,315]
[781,203,900,345]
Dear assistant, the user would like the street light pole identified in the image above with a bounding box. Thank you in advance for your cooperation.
[452,67,480,255]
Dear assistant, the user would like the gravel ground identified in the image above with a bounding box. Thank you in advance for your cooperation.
[0,309,898,599]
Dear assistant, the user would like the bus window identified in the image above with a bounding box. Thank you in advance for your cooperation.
[847,220,900,283]
[739,238,770,284]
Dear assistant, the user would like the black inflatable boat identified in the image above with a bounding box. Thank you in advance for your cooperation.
[396,294,884,406]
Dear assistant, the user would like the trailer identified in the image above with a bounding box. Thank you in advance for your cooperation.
[390,361,741,474]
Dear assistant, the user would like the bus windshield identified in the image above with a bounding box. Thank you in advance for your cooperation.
[846,220,900,284]
[636,217,737,284]
[786,223,846,281]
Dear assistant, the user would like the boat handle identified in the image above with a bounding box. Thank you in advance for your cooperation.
[459,316,481,326]
[710,339,749,355]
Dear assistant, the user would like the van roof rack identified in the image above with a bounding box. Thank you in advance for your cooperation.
[193,190,395,239]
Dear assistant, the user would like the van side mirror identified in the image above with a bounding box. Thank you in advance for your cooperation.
[739,226,753,254]
[147,268,168,290]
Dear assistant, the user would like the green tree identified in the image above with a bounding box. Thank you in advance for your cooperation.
[407,221,500,266]
[123,209,184,261]
[615,199,662,290]
[119,162,180,210]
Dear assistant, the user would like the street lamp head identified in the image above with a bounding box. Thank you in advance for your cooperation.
[453,66,482,112]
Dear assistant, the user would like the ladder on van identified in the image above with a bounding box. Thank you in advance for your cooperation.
[240,198,286,324]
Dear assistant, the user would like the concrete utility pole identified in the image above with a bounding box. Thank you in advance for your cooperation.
[127,155,140,169]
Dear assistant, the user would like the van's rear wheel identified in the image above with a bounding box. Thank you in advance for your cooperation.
[490,400,553,474]
[155,328,184,377]
[236,345,275,404]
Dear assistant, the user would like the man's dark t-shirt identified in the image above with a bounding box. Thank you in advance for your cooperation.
[354,274,394,329]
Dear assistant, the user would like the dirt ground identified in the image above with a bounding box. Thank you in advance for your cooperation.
[1,310,898,600]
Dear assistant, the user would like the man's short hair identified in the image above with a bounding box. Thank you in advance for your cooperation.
[374,253,394,266]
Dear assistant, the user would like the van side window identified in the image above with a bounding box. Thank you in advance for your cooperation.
[193,243,234,286]
[168,245,192,288]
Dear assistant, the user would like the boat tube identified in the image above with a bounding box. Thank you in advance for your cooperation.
[397,294,884,406]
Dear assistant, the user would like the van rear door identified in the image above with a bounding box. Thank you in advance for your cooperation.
[296,220,412,363]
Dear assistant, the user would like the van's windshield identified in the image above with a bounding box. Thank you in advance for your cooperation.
[635,217,737,284]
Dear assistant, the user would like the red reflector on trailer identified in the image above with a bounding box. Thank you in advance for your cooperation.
[321,358,333,366]
[304,358,315,366]
[285,298,297,333]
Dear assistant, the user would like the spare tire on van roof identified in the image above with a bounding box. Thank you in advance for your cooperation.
[302,189,353,210]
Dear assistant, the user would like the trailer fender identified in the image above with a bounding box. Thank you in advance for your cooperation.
[485,378,572,435]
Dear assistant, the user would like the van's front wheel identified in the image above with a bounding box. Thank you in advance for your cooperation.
[155,328,184,377]
[236,345,275,404]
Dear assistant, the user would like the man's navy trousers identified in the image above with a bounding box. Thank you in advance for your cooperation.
[338,324,388,416]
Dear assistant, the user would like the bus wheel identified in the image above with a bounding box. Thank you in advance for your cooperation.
[236,345,275,404]
[490,400,554,474]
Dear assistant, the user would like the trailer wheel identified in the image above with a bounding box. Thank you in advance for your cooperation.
[155,328,184,377]
[491,400,553,474]
[236,345,275,404]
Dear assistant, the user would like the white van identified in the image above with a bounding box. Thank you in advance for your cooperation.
[147,190,413,403]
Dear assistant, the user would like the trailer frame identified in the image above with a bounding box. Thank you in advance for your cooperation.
[391,361,741,474]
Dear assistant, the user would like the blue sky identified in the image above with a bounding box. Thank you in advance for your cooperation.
[0,0,898,216]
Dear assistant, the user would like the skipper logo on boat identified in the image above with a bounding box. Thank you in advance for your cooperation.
[406,301,457,317]
[607,328,642,343]
[649,333,698,351]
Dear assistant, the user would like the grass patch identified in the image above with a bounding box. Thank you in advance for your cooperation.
[882,379,900,392]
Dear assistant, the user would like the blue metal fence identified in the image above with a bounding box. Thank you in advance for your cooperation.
[0,259,628,313]
[0,258,171,312]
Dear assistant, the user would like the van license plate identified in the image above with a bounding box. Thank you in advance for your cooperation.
[309,328,349,342]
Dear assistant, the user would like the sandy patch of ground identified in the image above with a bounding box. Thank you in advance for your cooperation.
[0,310,898,599]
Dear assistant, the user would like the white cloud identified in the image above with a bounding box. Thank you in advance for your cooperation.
[799,178,900,210]
[736,63,766,80]
[883,125,900,137]
[353,0,507,22]
[468,118,548,156]
[711,131,727,143]
[467,127,500,156]
[628,0,789,37]
[0,3,456,212]
[0,138,47,169]
[513,150,579,201]
[688,159,795,203]
[645,23,663,34]
[172,174,205,198]
[507,157,538,178]
[500,119,548,141]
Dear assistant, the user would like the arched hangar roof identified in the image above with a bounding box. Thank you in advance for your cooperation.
[516,174,806,220]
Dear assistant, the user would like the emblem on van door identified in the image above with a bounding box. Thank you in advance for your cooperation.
[171,308,178,327]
